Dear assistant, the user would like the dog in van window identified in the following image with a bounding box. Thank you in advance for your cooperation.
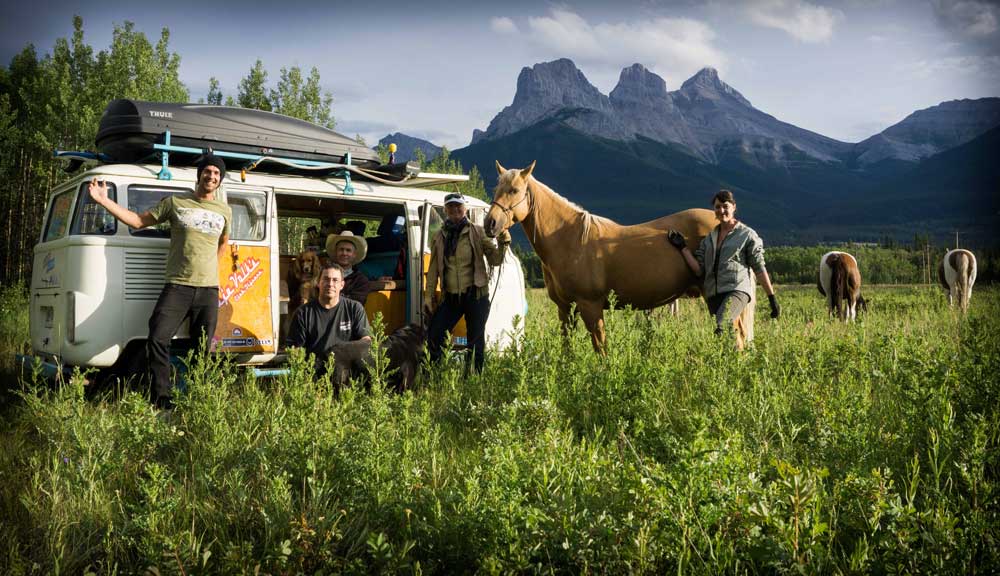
[287,249,323,317]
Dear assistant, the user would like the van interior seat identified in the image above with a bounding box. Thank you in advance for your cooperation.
[358,251,403,284]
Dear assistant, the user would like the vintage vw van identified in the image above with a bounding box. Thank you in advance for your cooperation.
[26,163,526,378]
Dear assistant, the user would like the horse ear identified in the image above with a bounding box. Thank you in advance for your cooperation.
[495,160,506,175]
[522,160,536,178]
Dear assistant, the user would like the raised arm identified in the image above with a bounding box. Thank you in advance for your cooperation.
[88,177,157,229]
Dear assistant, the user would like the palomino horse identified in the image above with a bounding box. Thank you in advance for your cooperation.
[485,160,756,352]
[938,249,977,313]
[818,251,865,321]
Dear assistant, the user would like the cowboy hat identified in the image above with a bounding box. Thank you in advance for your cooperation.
[326,230,368,264]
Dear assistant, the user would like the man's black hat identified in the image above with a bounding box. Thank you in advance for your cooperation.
[196,154,227,182]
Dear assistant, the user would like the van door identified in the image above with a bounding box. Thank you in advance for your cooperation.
[215,187,275,354]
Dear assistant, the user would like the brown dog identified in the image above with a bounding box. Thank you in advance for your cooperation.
[287,249,322,319]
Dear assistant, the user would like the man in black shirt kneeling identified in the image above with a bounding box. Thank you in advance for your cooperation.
[286,263,372,384]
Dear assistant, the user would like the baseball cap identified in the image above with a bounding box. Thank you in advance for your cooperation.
[444,193,466,205]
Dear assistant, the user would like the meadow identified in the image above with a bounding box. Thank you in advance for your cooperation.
[0,284,997,574]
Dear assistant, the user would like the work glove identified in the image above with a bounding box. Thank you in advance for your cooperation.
[768,294,781,319]
[666,229,687,250]
[497,229,512,245]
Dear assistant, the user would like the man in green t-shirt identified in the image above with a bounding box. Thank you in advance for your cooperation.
[89,155,232,408]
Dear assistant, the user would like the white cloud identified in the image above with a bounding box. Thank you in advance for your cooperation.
[744,0,844,43]
[490,16,519,35]
[899,54,1000,80]
[931,0,999,37]
[523,8,727,86]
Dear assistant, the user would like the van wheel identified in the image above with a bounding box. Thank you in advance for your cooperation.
[86,340,149,401]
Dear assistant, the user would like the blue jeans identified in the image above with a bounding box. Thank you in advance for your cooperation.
[147,283,219,404]
[428,288,491,374]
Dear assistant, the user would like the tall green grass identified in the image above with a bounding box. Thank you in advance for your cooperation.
[0,285,997,574]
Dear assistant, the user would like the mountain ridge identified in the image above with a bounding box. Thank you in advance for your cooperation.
[470,59,1000,168]
[400,58,999,244]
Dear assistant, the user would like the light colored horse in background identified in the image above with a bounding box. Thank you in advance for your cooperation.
[938,249,977,313]
[485,160,756,352]
[818,251,866,321]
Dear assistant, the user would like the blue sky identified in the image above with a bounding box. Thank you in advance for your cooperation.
[3,0,999,149]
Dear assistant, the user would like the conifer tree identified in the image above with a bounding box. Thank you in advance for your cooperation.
[238,59,271,111]
[207,77,223,105]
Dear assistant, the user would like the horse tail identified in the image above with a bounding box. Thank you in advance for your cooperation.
[954,251,972,313]
[828,254,845,320]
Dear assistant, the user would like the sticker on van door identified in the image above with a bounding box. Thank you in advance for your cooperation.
[40,252,60,287]
[216,246,274,353]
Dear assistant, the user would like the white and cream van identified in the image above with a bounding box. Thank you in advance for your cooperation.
[26,163,527,379]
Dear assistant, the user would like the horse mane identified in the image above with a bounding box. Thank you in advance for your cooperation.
[525,175,615,243]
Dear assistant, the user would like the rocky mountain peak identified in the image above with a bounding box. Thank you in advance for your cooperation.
[511,58,607,108]
[472,58,618,144]
[609,63,669,105]
[679,67,752,107]
[376,132,443,163]
[852,97,1000,164]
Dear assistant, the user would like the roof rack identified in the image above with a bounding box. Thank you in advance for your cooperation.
[56,129,469,191]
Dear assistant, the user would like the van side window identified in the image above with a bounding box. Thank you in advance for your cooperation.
[279,216,324,255]
[422,204,445,253]
[71,182,117,235]
[43,190,75,242]
[227,191,267,241]
[127,185,192,237]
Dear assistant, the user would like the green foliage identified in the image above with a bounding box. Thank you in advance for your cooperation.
[271,66,335,129]
[235,60,336,128]
[0,16,188,285]
[513,244,544,288]
[237,59,271,111]
[375,142,390,164]
[422,146,488,201]
[767,244,947,285]
[206,76,222,105]
[1,285,998,573]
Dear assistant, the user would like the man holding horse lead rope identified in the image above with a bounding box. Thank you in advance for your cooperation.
[88,155,231,408]
[424,193,511,374]
[668,189,780,339]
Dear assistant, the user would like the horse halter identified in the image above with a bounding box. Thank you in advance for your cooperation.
[489,185,533,225]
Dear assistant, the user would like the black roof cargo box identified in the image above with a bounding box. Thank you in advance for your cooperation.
[96,99,380,171]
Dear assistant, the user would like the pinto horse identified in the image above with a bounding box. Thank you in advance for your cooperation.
[485,161,755,352]
[818,251,865,321]
[938,249,977,313]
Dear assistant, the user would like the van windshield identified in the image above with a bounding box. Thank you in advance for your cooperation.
[71,181,117,235]
[127,185,193,237]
